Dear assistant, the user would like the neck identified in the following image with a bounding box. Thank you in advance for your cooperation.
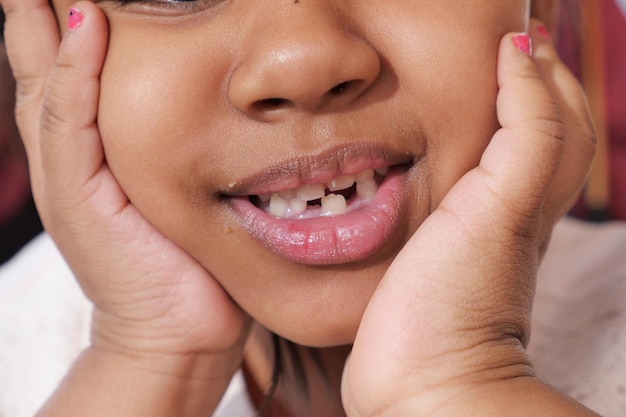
[243,323,350,417]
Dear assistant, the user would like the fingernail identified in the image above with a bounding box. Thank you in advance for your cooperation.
[512,33,532,56]
[536,24,551,41]
[68,7,84,30]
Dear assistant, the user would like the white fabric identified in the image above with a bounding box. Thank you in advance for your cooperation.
[1,218,625,416]
[529,218,626,417]
[213,371,256,417]
[0,234,91,417]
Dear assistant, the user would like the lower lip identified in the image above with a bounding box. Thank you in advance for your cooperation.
[228,169,406,265]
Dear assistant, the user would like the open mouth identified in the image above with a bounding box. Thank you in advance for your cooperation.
[250,166,393,218]
[225,145,417,264]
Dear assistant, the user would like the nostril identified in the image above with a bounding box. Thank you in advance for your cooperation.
[246,79,366,115]
[328,80,356,95]
[251,97,291,112]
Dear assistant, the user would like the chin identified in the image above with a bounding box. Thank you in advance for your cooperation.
[278,319,360,348]
[236,262,389,348]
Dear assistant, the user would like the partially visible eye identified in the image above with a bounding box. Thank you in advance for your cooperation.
[112,0,196,4]
[106,0,213,13]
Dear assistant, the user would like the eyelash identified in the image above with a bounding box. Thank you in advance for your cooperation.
[109,0,204,12]
[113,0,196,4]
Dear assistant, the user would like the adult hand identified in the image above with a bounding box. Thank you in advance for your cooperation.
[343,21,597,417]
[1,1,249,415]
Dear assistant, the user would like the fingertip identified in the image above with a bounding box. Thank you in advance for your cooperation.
[59,1,103,34]
[497,32,539,89]
[528,19,562,66]
[42,0,108,145]
[512,33,532,56]
[529,18,552,44]
[68,6,85,30]
[56,1,108,77]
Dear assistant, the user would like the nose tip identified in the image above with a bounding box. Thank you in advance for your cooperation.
[228,27,381,118]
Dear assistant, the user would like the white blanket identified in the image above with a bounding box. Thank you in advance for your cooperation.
[529,218,626,416]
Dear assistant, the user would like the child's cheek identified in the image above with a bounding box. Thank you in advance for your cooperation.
[389,32,502,208]
[97,23,225,219]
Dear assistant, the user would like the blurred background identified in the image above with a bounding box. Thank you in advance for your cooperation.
[556,0,626,221]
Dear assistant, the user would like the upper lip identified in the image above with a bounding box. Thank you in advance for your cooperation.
[222,143,415,196]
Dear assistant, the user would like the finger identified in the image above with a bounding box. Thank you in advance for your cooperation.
[38,2,111,226]
[1,0,60,155]
[479,30,564,227]
[528,19,596,220]
[438,31,565,236]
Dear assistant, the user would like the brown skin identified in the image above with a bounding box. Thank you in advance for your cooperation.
[2,0,598,416]
[45,3,530,415]
[51,0,525,347]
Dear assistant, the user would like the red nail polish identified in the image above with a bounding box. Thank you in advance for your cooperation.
[512,33,532,56]
[536,24,551,41]
[68,7,84,30]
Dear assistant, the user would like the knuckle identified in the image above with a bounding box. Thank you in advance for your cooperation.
[525,115,565,146]
[40,68,85,135]
[40,95,73,136]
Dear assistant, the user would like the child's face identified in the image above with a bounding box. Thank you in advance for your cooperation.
[52,0,529,347]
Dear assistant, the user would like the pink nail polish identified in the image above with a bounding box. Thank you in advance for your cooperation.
[68,7,84,30]
[512,33,532,56]
[536,24,551,41]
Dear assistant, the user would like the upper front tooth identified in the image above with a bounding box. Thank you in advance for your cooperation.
[269,194,289,217]
[328,174,355,192]
[279,189,297,200]
[289,198,307,216]
[297,184,325,201]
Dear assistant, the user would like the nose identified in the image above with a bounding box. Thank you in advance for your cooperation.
[228,6,381,119]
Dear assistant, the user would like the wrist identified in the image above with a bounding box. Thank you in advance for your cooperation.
[39,345,242,417]
[89,305,250,358]
[376,376,600,417]
[361,337,600,417]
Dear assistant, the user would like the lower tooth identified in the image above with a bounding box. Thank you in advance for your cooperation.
[269,194,289,217]
[356,178,378,199]
[321,193,347,215]
[289,198,307,216]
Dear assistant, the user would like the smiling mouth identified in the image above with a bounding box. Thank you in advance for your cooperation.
[250,166,393,218]
[223,143,417,264]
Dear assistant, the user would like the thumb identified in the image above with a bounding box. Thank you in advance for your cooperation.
[441,31,563,235]
[482,31,563,225]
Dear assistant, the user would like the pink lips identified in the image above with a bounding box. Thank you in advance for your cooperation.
[228,166,406,265]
